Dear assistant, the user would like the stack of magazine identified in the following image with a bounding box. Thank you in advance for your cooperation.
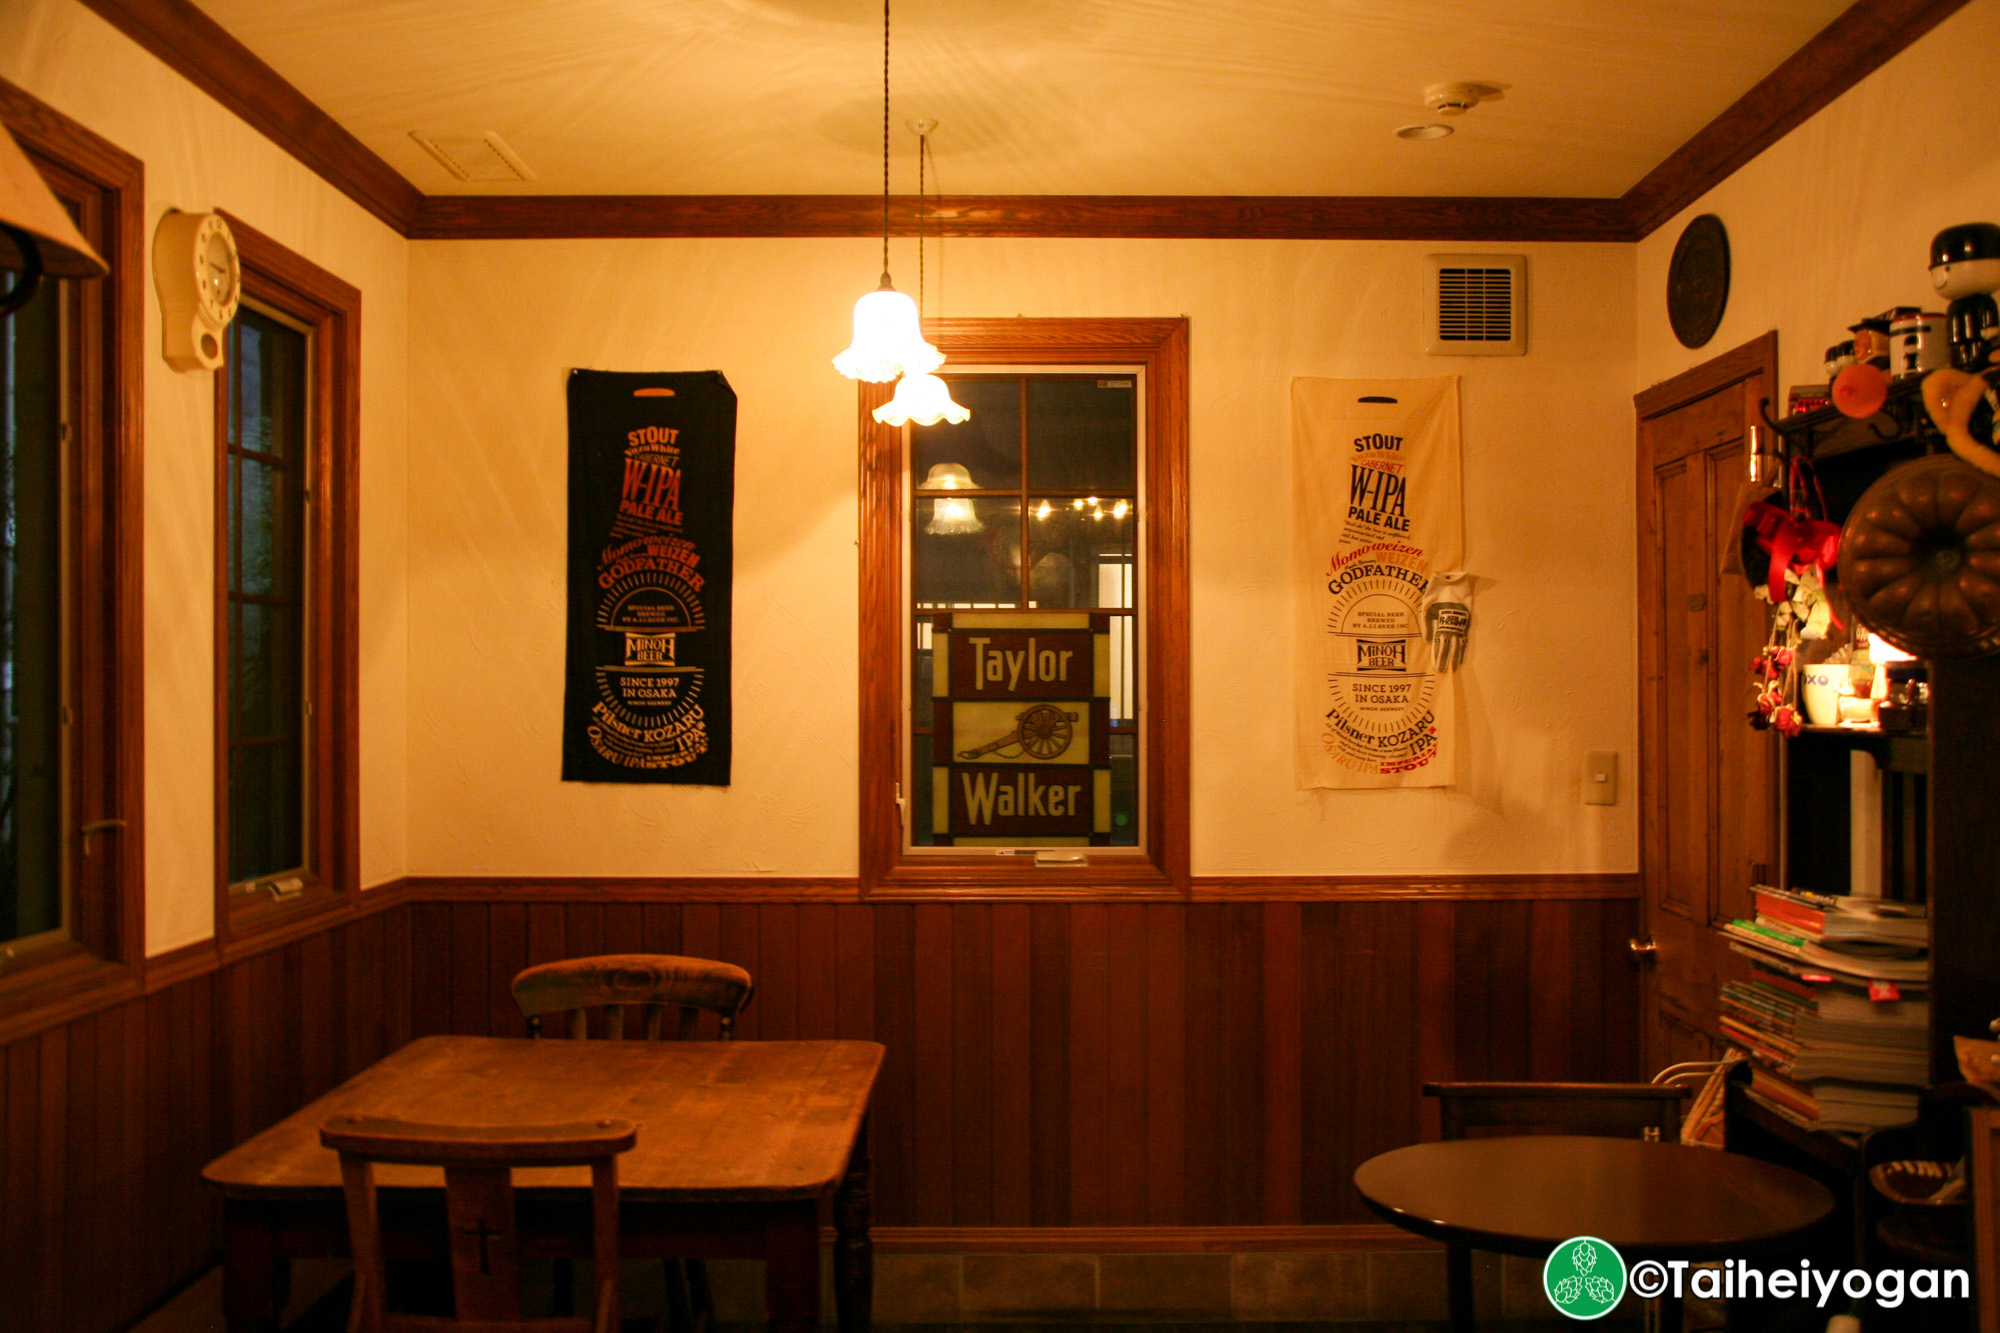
[1720,885,1929,1133]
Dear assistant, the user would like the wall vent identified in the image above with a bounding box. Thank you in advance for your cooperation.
[410,131,537,183]
[1425,254,1525,356]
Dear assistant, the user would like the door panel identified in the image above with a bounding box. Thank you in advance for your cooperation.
[1635,336,1779,1077]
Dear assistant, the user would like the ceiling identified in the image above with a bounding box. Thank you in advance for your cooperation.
[188,0,1853,200]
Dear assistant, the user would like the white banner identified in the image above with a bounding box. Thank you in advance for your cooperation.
[1292,376,1464,788]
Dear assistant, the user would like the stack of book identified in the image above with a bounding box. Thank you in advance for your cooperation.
[1720,886,1930,1133]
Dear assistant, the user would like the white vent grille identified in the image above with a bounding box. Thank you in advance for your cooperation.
[410,131,537,183]
[1425,254,1526,355]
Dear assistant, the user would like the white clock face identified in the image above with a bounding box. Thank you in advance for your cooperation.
[197,221,239,321]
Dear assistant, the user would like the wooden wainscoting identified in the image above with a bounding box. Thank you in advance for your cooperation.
[0,906,411,1333]
[403,890,1641,1227]
[0,880,1638,1333]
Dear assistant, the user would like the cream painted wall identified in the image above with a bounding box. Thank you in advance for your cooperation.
[1637,0,2000,392]
[2,0,411,953]
[408,237,1639,876]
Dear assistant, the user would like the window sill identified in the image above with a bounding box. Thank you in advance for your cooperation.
[866,855,1185,900]
[219,877,351,960]
[0,944,143,1046]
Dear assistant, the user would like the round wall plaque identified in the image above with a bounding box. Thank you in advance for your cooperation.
[1667,213,1730,349]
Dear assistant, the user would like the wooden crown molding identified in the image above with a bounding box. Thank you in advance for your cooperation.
[79,0,423,232]
[1620,0,1972,239]
[408,193,1635,242]
[82,0,1963,244]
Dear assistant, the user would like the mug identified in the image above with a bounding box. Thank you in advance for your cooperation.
[1892,311,1949,379]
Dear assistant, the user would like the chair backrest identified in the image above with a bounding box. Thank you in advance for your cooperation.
[320,1114,637,1333]
[511,954,755,1040]
[1424,1081,1690,1141]
[1972,1105,2000,1333]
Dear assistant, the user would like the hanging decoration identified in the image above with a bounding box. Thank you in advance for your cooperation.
[1292,376,1465,788]
[562,370,735,784]
[833,0,942,385]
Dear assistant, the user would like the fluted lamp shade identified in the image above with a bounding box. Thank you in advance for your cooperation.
[918,462,983,534]
[834,275,943,383]
[0,125,107,315]
[875,372,970,427]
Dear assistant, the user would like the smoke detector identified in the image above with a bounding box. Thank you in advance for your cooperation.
[1423,82,1508,117]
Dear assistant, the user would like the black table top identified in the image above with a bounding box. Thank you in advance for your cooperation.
[1354,1136,1835,1260]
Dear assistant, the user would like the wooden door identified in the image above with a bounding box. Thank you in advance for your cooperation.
[1635,333,1780,1076]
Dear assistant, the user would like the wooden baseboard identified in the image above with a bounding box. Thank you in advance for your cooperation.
[843,1224,1437,1253]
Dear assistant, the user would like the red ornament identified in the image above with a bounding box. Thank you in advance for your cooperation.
[1832,362,1890,419]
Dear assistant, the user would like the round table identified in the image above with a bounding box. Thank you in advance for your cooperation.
[1354,1137,1835,1330]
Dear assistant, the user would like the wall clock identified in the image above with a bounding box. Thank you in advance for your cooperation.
[1667,213,1730,349]
[152,210,240,371]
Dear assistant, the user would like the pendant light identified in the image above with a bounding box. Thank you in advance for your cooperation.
[919,463,982,535]
[875,122,970,427]
[833,0,941,383]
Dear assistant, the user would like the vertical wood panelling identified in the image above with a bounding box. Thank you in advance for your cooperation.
[0,891,1639,1333]
[989,904,1033,1226]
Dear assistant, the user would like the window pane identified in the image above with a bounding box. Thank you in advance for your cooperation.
[913,498,1022,609]
[1026,497,1134,609]
[226,307,309,887]
[913,378,1020,490]
[1025,377,1135,492]
[0,278,64,943]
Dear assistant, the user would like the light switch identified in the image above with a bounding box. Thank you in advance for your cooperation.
[1584,751,1618,805]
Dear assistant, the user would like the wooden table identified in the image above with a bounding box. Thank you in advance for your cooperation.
[1354,1136,1835,1331]
[203,1036,884,1333]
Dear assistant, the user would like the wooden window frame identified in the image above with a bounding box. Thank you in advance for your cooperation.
[859,318,1189,898]
[212,213,359,946]
[0,80,146,1037]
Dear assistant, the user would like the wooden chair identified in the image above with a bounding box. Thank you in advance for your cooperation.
[511,954,753,1333]
[511,954,754,1041]
[1967,1105,1999,1333]
[1423,1080,1696,1330]
[320,1113,637,1333]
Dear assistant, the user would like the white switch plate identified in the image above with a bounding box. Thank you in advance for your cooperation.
[1584,751,1618,805]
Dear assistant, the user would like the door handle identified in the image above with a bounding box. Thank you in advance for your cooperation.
[1628,937,1659,964]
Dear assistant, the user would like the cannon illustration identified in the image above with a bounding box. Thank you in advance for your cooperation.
[958,704,1080,761]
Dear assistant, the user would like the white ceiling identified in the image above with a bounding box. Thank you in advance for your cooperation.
[191,0,1851,199]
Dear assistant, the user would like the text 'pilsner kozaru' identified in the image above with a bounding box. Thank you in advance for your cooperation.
[562,369,734,784]
[930,612,1116,844]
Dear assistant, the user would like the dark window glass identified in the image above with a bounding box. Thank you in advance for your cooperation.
[908,373,1138,848]
[0,275,65,944]
[225,306,309,887]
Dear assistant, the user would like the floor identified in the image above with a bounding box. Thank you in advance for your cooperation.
[124,1262,1648,1333]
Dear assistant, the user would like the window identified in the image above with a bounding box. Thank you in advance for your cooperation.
[214,214,357,938]
[0,86,144,1015]
[859,319,1188,894]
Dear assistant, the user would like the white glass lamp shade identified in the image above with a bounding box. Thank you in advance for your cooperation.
[833,279,944,382]
[917,462,982,535]
[874,372,970,427]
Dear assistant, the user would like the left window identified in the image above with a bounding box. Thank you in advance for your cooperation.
[0,82,144,1019]
[213,215,357,940]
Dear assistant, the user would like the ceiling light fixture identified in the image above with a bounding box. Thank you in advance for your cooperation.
[918,463,982,535]
[875,119,969,427]
[0,124,108,316]
[834,0,942,384]
[1395,123,1453,141]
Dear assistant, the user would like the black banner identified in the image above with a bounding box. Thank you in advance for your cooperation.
[562,370,733,784]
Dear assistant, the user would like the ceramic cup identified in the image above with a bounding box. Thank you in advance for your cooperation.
[1800,664,1844,727]
[1892,311,1950,379]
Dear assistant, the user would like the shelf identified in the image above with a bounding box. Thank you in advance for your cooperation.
[1789,726,1928,773]
[1767,377,1944,460]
